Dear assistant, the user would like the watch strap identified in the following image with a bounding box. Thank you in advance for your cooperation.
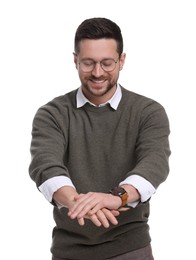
[110,187,128,207]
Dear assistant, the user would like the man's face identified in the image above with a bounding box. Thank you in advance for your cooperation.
[74,39,126,102]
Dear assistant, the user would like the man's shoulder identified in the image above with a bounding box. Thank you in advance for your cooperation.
[34,89,78,120]
[51,89,78,105]
[121,86,163,108]
[40,89,78,110]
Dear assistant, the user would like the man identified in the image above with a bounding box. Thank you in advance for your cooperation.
[29,17,171,260]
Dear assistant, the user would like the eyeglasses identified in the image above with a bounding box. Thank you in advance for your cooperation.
[78,58,119,72]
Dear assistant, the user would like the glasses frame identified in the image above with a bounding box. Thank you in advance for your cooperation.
[78,58,119,73]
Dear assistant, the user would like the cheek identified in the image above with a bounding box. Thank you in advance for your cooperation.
[111,70,119,80]
[78,71,88,82]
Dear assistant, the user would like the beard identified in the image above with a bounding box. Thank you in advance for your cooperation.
[81,76,117,97]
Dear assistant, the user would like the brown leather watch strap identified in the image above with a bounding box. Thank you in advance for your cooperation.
[110,187,128,207]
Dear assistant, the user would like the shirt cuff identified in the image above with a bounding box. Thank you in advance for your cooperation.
[120,175,156,208]
[39,176,75,202]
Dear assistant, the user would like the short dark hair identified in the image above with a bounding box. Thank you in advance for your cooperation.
[74,17,123,56]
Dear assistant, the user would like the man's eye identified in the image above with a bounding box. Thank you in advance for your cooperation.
[83,61,94,66]
[102,60,113,66]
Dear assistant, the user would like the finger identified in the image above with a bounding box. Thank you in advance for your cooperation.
[77,217,85,226]
[118,207,130,212]
[102,208,118,225]
[69,193,92,213]
[88,214,102,227]
[73,199,98,219]
[110,209,120,216]
[96,210,110,228]
[68,194,95,218]
[88,203,104,216]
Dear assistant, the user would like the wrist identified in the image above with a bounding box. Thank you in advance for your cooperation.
[120,184,140,203]
[110,186,128,208]
[109,193,122,209]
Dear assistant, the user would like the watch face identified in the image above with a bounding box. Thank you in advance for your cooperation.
[111,187,126,196]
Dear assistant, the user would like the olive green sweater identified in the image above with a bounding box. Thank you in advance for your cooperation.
[29,86,170,259]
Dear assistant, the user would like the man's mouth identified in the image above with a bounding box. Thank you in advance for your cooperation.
[91,79,105,84]
[90,78,106,84]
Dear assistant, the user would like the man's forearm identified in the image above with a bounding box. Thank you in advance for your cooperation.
[53,186,78,208]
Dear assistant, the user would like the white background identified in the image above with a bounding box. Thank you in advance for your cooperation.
[0,0,195,259]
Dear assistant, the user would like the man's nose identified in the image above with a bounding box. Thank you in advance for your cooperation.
[91,62,104,77]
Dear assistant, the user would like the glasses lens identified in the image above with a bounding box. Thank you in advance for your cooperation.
[79,59,117,72]
[79,60,94,72]
[101,59,116,72]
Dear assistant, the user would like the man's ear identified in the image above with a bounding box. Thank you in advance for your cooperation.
[119,53,126,70]
[73,52,78,69]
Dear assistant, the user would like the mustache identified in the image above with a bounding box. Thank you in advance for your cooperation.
[89,76,106,80]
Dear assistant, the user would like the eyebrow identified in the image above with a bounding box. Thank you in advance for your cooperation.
[80,57,117,62]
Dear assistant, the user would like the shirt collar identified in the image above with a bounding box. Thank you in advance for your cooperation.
[76,84,122,110]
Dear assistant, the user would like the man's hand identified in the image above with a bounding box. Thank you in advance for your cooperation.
[53,188,121,228]
[68,192,122,220]
[77,208,120,228]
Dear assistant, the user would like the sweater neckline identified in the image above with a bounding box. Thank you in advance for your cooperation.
[82,102,115,113]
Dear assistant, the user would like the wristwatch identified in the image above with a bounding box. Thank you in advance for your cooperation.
[110,187,128,207]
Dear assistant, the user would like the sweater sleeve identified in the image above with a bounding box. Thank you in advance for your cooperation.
[127,100,171,189]
[29,103,70,188]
